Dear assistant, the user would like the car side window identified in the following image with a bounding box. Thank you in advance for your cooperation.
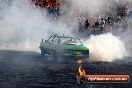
[48,36,54,43]
[54,38,60,44]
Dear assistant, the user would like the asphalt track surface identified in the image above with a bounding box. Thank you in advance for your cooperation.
[0,50,132,88]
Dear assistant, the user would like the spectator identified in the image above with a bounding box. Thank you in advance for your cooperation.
[104,17,107,25]
[107,16,112,32]
[78,17,84,32]
[93,20,99,35]
[54,3,60,16]
[84,19,89,30]
[107,17,112,25]
[99,18,105,34]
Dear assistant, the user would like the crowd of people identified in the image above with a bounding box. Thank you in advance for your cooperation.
[77,5,129,35]
[31,0,129,35]
[78,16,113,35]
[77,4,129,35]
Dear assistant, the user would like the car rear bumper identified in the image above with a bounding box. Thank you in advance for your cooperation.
[63,54,89,59]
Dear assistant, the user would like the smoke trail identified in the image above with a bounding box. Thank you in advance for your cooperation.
[84,33,127,62]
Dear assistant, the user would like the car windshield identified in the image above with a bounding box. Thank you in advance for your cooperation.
[60,37,82,45]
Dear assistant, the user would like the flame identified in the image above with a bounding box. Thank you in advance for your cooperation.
[78,66,86,76]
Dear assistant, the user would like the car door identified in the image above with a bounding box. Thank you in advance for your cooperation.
[46,36,55,55]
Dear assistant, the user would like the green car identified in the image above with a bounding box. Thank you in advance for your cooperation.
[39,35,89,62]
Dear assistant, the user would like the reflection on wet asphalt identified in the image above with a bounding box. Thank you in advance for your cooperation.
[0,50,132,88]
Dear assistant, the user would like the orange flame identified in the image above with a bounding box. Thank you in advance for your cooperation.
[78,66,86,76]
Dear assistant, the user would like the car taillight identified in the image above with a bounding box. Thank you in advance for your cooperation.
[73,50,81,55]
[81,50,89,54]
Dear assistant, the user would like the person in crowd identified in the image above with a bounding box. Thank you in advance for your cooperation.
[116,15,122,22]
[54,3,60,16]
[99,18,105,34]
[47,0,57,15]
[93,20,99,35]
[107,17,112,25]
[84,19,89,30]
[104,17,107,25]
[106,16,112,32]
[78,17,84,32]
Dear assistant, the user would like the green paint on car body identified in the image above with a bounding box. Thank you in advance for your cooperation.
[39,34,89,60]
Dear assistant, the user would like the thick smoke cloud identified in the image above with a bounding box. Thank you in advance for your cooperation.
[0,0,72,51]
[70,0,107,17]
[84,33,127,62]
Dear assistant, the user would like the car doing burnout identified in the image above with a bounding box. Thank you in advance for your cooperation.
[39,35,89,62]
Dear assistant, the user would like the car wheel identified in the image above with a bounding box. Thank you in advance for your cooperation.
[41,50,46,57]
[52,52,62,63]
[49,50,58,62]
[51,51,68,63]
[57,56,63,63]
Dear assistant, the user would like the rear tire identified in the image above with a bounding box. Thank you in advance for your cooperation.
[51,51,62,63]
[41,50,69,63]
[41,50,46,57]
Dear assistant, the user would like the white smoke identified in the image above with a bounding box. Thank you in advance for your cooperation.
[69,0,116,18]
[0,1,72,51]
[84,33,127,62]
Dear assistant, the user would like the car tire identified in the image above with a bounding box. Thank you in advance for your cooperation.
[41,50,46,57]
[50,51,68,63]
[49,50,58,62]
[52,51,62,63]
